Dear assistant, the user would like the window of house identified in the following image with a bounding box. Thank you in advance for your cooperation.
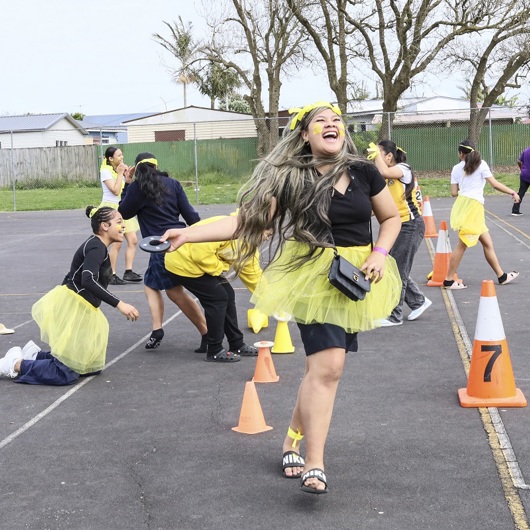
[55,140,68,147]
[155,130,185,142]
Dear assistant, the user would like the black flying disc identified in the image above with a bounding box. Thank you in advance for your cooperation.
[139,236,171,253]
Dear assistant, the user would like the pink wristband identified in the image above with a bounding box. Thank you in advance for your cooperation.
[373,246,388,257]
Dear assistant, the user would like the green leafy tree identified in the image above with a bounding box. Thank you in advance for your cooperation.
[153,17,198,107]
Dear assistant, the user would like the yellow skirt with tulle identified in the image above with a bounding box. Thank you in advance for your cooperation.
[32,285,110,374]
[251,243,401,333]
[450,195,487,247]
[98,200,140,233]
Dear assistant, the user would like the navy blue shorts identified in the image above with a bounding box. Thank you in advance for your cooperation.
[297,323,358,356]
[144,253,181,291]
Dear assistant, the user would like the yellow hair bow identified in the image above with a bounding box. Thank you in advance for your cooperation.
[366,142,380,160]
[136,158,158,166]
[288,101,341,130]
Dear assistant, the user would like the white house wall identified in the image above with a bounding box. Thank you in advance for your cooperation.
[0,119,88,148]
[127,119,257,143]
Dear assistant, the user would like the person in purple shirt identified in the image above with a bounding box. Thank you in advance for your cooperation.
[119,153,207,351]
[511,146,530,216]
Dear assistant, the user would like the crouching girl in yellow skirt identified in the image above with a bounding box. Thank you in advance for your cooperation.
[0,207,139,385]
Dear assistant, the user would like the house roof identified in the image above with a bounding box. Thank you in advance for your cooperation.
[123,105,252,124]
[0,113,87,134]
[77,113,155,130]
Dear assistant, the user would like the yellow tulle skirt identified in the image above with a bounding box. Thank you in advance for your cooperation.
[450,195,488,247]
[98,200,140,233]
[251,243,402,333]
[32,286,110,374]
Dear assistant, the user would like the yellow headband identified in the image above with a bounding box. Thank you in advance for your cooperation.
[136,158,158,166]
[459,144,474,152]
[288,101,342,130]
[396,146,407,154]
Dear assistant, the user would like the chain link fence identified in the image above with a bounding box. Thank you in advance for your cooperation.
[1,106,529,211]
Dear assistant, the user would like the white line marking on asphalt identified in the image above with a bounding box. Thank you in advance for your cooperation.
[0,309,185,451]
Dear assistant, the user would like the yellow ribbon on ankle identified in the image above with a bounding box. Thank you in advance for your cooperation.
[288,426,304,448]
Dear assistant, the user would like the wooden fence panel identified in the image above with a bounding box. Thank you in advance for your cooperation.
[0,145,99,187]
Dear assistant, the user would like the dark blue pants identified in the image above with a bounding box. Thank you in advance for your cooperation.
[15,351,79,386]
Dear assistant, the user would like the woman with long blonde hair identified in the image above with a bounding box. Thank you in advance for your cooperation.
[161,101,402,494]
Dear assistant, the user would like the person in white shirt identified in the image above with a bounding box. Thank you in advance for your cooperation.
[444,139,520,289]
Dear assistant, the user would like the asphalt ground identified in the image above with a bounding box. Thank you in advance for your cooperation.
[1,196,530,530]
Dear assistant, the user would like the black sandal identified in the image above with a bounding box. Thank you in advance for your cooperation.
[205,349,241,363]
[282,451,305,479]
[235,344,258,356]
[300,468,329,494]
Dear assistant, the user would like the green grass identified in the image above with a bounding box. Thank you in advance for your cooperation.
[0,172,520,212]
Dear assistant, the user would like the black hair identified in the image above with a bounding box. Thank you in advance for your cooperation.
[133,152,169,206]
[458,139,482,175]
[378,140,415,200]
[85,206,116,234]
[104,146,119,166]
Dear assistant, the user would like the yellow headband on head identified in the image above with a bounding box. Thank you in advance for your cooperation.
[135,158,158,167]
[396,146,407,154]
[459,144,474,152]
[288,101,342,130]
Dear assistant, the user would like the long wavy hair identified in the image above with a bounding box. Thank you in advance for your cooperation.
[232,105,367,273]
[133,152,169,206]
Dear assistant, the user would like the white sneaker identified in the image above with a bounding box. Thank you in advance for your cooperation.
[22,340,41,360]
[378,319,403,327]
[0,347,23,378]
[407,298,433,321]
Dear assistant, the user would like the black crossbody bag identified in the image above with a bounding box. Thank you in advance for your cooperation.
[327,200,373,301]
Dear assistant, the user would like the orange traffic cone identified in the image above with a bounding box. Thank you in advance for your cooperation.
[271,314,295,354]
[247,308,269,333]
[232,380,273,434]
[253,340,280,383]
[422,196,438,238]
[427,221,452,287]
[458,280,527,408]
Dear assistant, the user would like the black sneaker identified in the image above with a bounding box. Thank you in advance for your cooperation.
[511,212,523,216]
[146,329,164,349]
[123,270,143,282]
[110,274,127,285]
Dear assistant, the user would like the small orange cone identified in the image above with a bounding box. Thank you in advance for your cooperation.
[247,308,269,333]
[458,281,527,408]
[422,196,438,238]
[271,314,295,354]
[427,221,452,287]
[253,340,280,383]
[232,380,273,434]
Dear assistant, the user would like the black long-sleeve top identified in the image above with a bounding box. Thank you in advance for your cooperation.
[62,235,120,308]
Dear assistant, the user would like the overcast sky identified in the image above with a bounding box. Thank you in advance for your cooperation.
[0,0,466,117]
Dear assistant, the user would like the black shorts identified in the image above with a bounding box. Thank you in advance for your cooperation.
[297,322,358,356]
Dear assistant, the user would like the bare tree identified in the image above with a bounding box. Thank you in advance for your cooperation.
[200,0,309,156]
[153,17,199,107]
[287,0,353,113]
[444,0,530,142]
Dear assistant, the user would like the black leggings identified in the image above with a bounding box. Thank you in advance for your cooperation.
[168,273,244,354]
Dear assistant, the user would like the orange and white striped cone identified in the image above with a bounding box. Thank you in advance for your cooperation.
[458,280,527,408]
[422,196,437,238]
[427,221,452,287]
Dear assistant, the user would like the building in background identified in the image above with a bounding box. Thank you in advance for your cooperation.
[123,106,255,143]
[0,114,88,149]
